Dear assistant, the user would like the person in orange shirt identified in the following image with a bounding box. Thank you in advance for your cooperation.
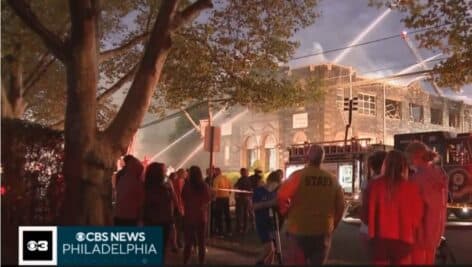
[213,167,232,236]
[277,144,345,265]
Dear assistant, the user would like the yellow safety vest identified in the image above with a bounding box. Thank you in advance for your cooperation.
[286,166,341,235]
[213,175,231,198]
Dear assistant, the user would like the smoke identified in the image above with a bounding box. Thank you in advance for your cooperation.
[288,42,327,69]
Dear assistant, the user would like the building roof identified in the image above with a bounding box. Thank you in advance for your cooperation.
[289,63,471,106]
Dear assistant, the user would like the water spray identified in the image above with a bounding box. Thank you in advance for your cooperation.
[176,109,249,169]
[334,9,391,64]
[149,109,225,161]
[396,53,442,75]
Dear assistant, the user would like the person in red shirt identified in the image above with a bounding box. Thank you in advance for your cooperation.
[182,166,212,264]
[405,141,448,264]
[360,150,387,260]
[368,150,423,265]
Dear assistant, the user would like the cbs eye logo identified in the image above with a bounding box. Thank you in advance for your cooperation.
[26,240,49,251]
[19,226,57,265]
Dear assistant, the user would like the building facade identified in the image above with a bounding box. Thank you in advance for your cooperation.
[214,63,472,172]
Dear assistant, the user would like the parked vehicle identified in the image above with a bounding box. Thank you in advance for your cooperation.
[394,131,472,219]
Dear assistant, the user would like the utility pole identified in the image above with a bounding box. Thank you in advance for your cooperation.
[383,83,386,144]
[208,100,214,178]
[206,100,214,240]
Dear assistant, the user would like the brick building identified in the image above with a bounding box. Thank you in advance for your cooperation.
[214,63,472,172]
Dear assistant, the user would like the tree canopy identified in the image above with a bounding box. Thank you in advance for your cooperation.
[2,0,324,128]
[3,0,326,225]
[160,0,322,112]
[370,0,472,88]
[1,0,119,127]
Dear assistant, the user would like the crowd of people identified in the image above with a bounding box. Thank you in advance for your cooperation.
[114,158,211,264]
[112,155,283,264]
[112,139,448,266]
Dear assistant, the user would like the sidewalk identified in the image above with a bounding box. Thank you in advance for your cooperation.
[206,232,263,257]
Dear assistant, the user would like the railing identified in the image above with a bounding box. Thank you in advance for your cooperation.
[288,138,372,163]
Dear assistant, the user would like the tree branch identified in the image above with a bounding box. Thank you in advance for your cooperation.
[7,0,67,62]
[97,65,138,103]
[99,32,149,63]
[3,52,26,118]
[49,118,65,130]
[23,57,56,98]
[46,65,138,129]
[103,0,181,153]
[171,0,213,30]
[23,51,50,86]
[145,1,157,31]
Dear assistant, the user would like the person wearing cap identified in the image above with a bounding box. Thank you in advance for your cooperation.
[405,141,448,264]
[277,144,345,265]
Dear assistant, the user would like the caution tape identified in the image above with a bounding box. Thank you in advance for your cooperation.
[212,188,253,194]
[447,203,472,209]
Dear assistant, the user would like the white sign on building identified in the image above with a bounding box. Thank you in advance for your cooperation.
[292,113,308,129]
[221,122,232,136]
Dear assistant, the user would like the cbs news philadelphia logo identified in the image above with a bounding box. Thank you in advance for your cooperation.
[19,226,57,265]
[18,226,163,266]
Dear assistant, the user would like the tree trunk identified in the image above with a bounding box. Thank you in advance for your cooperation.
[103,0,179,151]
[58,0,211,225]
[7,0,214,226]
[61,0,102,225]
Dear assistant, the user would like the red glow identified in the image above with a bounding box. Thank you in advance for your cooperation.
[0,186,6,196]
[142,155,150,167]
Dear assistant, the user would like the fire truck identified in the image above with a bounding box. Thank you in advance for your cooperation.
[285,131,472,220]
[394,131,472,219]
[286,138,390,200]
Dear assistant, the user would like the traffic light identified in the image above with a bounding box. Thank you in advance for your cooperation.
[352,97,358,111]
[343,97,350,111]
[343,97,359,111]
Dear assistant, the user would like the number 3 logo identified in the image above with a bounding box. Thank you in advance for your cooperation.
[26,240,48,251]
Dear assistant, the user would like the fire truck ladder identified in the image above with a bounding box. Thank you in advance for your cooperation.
[288,138,372,163]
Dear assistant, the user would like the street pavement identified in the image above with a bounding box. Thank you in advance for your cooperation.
[330,221,472,264]
[170,221,472,265]
[165,245,255,265]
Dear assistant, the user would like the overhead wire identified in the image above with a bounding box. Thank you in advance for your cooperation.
[290,23,451,61]
[358,57,447,76]
[138,23,457,130]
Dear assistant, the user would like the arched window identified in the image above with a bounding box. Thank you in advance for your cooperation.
[264,135,277,171]
[245,136,258,168]
[224,142,230,166]
[293,131,308,145]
